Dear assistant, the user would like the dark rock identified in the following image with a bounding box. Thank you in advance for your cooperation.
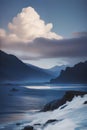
[16,122,21,125]
[11,88,19,92]
[60,104,67,109]
[45,119,57,125]
[41,91,87,112]
[23,125,33,130]
[44,119,63,127]
[34,123,41,126]
[84,101,87,104]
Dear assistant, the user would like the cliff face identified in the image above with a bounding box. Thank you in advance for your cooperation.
[51,61,87,84]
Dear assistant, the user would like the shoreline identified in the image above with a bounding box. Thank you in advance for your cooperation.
[0,90,87,130]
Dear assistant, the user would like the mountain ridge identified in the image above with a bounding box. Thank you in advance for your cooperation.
[0,50,52,84]
[51,61,87,84]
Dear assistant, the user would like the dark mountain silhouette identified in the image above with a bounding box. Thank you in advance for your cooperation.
[51,61,87,84]
[0,50,52,84]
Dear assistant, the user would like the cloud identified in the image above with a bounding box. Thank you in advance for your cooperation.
[30,37,87,58]
[1,36,87,60]
[73,31,87,38]
[6,7,62,42]
[0,7,87,62]
[0,29,6,37]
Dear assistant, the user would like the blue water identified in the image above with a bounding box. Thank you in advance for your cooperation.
[0,84,87,129]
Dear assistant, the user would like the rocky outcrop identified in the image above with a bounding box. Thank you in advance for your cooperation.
[21,91,87,130]
[41,91,87,112]
[51,61,87,84]
[23,125,33,130]
[44,119,57,126]
[84,101,87,104]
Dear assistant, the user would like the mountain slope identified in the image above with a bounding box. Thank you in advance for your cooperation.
[45,65,66,77]
[51,61,87,84]
[0,50,52,84]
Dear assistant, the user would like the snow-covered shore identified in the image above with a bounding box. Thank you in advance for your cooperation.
[20,91,87,130]
[0,85,87,130]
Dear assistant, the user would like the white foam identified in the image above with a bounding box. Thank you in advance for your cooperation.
[27,94,87,130]
[44,118,76,130]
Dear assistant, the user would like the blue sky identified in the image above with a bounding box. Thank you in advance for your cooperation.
[0,0,87,37]
[0,0,87,68]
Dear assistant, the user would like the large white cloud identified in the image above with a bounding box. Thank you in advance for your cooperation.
[6,7,62,42]
[0,6,63,58]
[0,29,6,37]
[0,6,87,64]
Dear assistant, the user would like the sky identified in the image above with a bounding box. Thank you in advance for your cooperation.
[0,0,87,68]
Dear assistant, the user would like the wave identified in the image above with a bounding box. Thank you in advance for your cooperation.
[22,94,87,130]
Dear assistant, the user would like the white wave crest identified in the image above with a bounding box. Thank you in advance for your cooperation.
[27,94,87,130]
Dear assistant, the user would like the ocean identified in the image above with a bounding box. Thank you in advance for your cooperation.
[0,84,87,130]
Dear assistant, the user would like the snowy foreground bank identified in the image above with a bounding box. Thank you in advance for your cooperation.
[20,91,87,130]
[0,90,87,130]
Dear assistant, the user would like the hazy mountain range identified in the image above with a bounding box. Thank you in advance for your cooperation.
[26,63,66,77]
[45,65,66,77]
[0,50,53,84]
[51,61,87,84]
[0,50,87,84]
[0,50,66,84]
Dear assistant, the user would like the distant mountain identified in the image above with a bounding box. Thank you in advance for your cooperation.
[26,63,66,78]
[51,61,87,84]
[0,50,52,84]
[45,65,66,77]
